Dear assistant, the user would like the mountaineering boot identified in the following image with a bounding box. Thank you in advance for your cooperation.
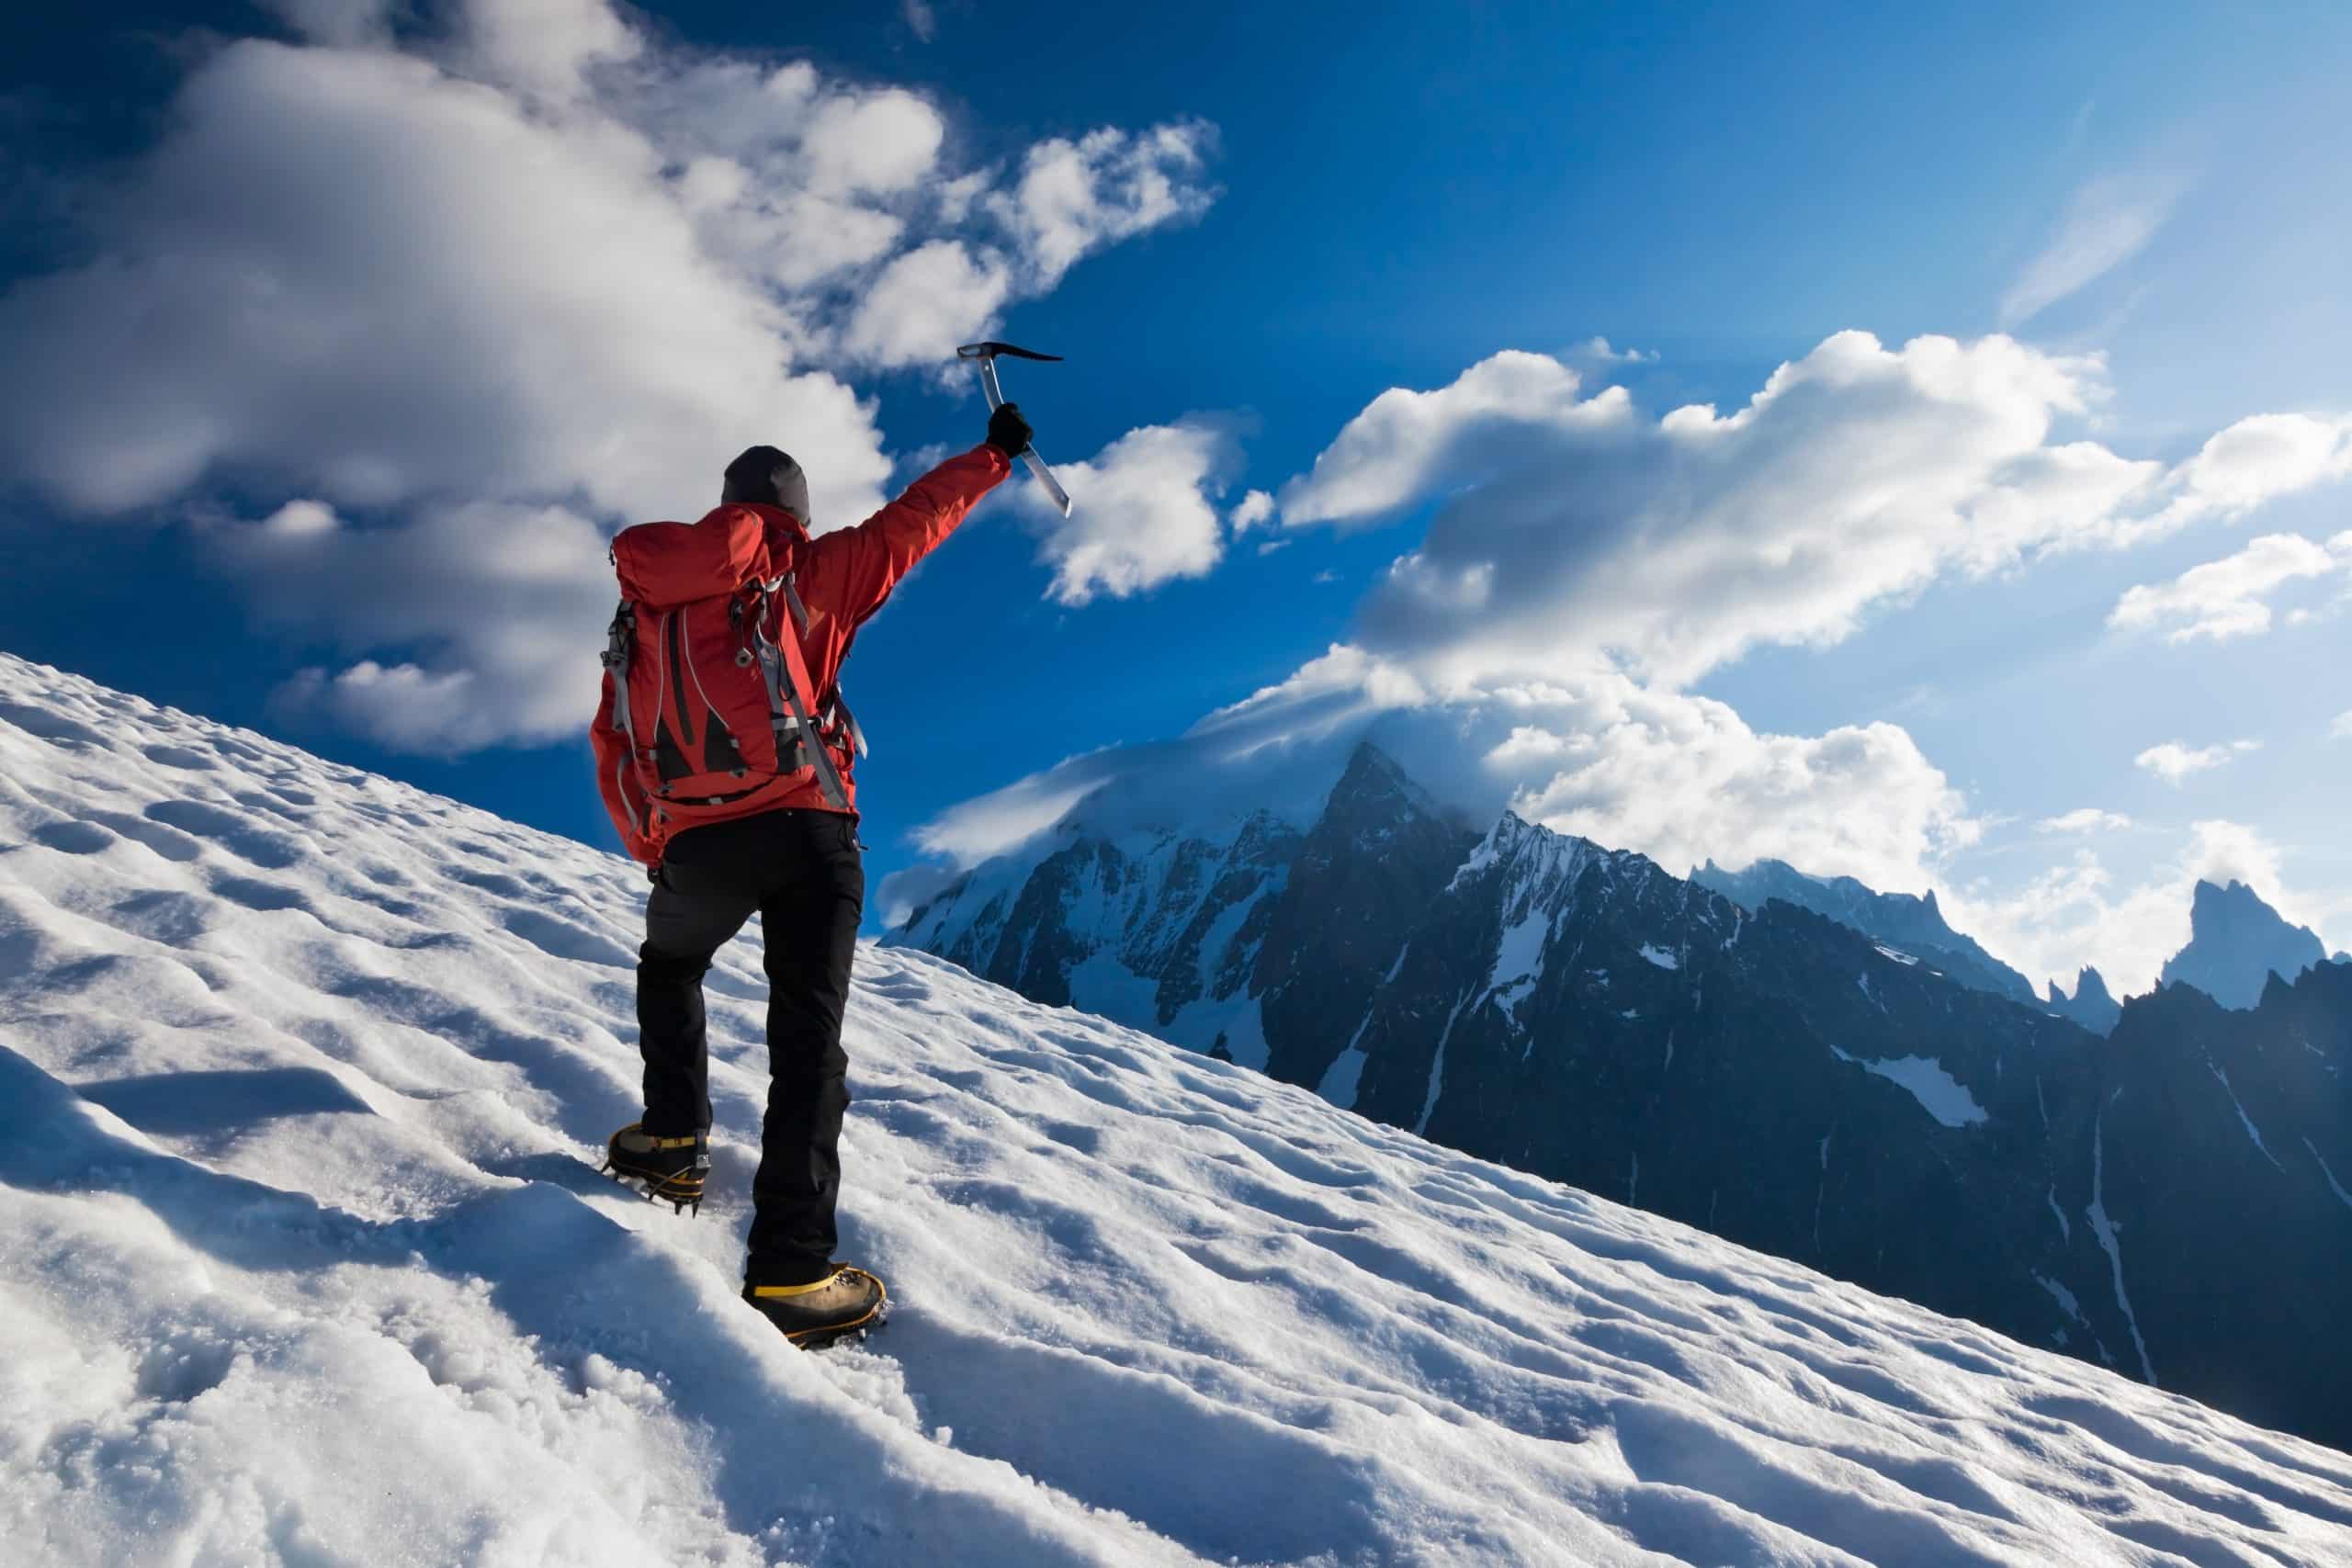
[743,1267,888,1349]
[603,1122,709,1213]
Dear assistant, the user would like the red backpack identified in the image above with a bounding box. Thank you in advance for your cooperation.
[599,510,857,843]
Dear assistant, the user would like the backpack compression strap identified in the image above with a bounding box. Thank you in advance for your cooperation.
[750,576,850,810]
[600,603,646,838]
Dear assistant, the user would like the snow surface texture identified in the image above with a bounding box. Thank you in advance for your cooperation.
[5,653,2352,1567]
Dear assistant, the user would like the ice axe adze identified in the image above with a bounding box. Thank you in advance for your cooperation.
[957,341,1072,517]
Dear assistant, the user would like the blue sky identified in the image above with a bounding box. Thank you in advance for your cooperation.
[2,0,2346,989]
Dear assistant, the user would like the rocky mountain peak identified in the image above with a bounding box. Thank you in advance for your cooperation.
[2047,964,2122,1034]
[1326,739,1439,821]
[2160,879,2327,1010]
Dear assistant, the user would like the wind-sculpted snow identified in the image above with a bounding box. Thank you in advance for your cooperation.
[4,653,2351,1567]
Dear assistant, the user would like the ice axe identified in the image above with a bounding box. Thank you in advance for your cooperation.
[957,341,1072,517]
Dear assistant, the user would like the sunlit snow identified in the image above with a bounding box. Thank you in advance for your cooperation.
[5,653,2350,1566]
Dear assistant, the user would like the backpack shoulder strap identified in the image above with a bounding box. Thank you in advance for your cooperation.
[779,564,868,759]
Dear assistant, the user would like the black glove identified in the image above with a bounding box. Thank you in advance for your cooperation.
[986,402,1034,458]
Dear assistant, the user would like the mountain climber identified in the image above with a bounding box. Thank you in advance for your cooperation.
[590,401,1033,1346]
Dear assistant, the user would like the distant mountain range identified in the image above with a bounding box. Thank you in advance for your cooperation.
[1692,855,2041,1004]
[889,741,2352,1449]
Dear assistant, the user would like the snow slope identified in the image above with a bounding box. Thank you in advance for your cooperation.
[4,653,2351,1568]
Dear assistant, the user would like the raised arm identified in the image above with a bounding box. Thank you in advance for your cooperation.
[799,444,1011,630]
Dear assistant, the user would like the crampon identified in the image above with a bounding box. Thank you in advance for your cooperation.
[602,1122,709,1214]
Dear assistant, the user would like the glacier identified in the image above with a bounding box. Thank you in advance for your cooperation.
[5,651,2351,1566]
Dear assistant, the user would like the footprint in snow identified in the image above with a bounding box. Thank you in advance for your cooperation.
[31,819,116,855]
[143,799,304,870]
[0,700,107,747]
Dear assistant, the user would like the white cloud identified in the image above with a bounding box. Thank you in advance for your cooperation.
[458,0,640,102]
[2040,808,2132,834]
[2000,169,2187,326]
[2148,413,2352,531]
[1948,820,2328,996]
[1007,422,1238,604]
[2334,710,2352,740]
[217,499,616,752]
[988,122,1217,288]
[1283,334,2157,692]
[1277,350,1600,531]
[1229,489,1274,533]
[900,0,938,43]
[908,645,1975,908]
[797,87,947,196]
[910,751,1127,866]
[0,38,886,526]
[1566,336,1657,367]
[1496,685,1979,894]
[2133,739,2259,786]
[842,240,1012,368]
[0,0,1218,753]
[1261,333,2352,697]
[2109,532,2347,642]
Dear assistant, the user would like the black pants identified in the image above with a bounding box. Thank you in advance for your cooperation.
[638,807,864,1286]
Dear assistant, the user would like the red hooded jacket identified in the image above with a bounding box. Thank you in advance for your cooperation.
[592,445,1009,864]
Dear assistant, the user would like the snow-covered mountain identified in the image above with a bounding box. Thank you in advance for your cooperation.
[1692,856,2040,1005]
[2160,877,2331,1010]
[9,656,2352,1563]
[890,744,1480,1074]
[894,739,2352,1454]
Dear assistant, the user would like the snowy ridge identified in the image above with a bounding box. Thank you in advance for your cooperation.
[6,655,2352,1566]
[888,808,1292,1068]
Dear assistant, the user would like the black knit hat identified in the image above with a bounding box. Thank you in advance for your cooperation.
[721,446,811,524]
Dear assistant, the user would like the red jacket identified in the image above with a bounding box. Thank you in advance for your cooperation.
[592,444,1009,864]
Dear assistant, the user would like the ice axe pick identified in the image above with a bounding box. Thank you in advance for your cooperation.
[956,341,1072,517]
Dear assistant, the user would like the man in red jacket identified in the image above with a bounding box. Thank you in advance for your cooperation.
[592,401,1030,1346]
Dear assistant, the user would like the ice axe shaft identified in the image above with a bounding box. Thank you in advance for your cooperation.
[957,342,1072,517]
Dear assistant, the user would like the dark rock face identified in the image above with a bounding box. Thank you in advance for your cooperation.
[893,745,2352,1451]
[2047,966,2123,1035]
[2082,964,2352,1445]
[1254,744,1481,1089]
[1340,816,2103,1374]
[2160,879,2328,1010]
[1695,856,2040,1004]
